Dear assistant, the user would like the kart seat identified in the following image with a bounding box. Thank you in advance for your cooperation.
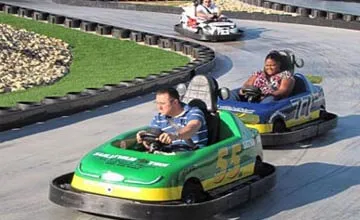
[182,74,219,146]
[291,75,307,96]
[278,50,295,74]
[276,49,304,74]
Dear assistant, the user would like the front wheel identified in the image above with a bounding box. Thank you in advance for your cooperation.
[254,158,265,177]
[181,180,206,204]
[319,109,327,120]
[273,120,286,133]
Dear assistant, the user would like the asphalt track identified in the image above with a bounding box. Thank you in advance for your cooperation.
[1,0,360,219]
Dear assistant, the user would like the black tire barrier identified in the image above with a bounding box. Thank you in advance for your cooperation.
[0,2,216,131]
[192,46,211,58]
[4,5,17,14]
[33,11,49,21]
[327,12,340,20]
[53,0,183,14]
[263,1,272,9]
[311,9,326,18]
[297,7,311,17]
[96,24,112,35]
[103,84,119,91]
[254,0,264,7]
[48,15,65,24]
[134,77,159,93]
[144,34,159,45]
[283,5,296,13]
[64,17,81,28]
[158,37,173,48]
[171,40,184,52]
[240,0,360,24]
[272,3,283,11]
[80,21,97,31]
[18,8,33,17]
[130,31,143,42]
[53,0,360,31]
[182,44,193,55]
[112,28,131,39]
[343,14,355,22]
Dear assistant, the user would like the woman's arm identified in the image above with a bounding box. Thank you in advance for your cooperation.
[239,75,257,95]
[271,77,295,99]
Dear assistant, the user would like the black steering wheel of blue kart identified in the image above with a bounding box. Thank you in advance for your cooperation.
[241,86,262,102]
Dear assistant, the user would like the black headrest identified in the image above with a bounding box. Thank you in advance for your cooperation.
[181,74,218,113]
[269,50,304,74]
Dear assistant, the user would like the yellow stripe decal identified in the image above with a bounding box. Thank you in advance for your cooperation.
[245,110,320,133]
[72,163,256,201]
[202,163,255,191]
[71,174,182,201]
[246,124,273,133]
[285,110,320,127]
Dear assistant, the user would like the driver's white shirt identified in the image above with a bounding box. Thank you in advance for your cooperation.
[196,4,218,15]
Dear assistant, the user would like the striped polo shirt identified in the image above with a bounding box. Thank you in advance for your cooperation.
[150,104,208,147]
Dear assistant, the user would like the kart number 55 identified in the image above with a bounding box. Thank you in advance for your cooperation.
[214,144,242,183]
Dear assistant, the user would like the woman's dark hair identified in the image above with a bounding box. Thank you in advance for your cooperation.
[265,50,284,70]
[156,87,180,100]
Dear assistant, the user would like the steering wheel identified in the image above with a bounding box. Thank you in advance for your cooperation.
[140,128,167,152]
[241,86,262,102]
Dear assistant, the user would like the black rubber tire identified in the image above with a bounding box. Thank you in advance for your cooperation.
[254,158,265,178]
[181,180,206,204]
[273,119,286,133]
[319,109,327,120]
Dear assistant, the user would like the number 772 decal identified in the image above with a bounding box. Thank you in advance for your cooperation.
[290,95,313,119]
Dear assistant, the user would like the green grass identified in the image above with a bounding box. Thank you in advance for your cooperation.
[0,13,189,107]
[305,74,323,84]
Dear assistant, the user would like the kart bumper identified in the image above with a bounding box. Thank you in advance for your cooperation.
[261,112,338,146]
[174,24,243,42]
[49,163,275,220]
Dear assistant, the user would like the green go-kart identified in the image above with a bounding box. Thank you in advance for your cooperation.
[49,74,276,220]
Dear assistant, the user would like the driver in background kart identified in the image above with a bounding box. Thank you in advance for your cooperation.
[239,50,295,103]
[196,0,222,21]
[136,88,208,151]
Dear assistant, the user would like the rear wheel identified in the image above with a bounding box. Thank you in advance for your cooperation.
[181,180,206,204]
[273,119,286,133]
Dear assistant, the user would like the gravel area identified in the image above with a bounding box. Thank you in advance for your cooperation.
[0,24,72,94]
[214,0,296,15]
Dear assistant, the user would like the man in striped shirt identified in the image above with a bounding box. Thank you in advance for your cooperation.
[136,88,208,150]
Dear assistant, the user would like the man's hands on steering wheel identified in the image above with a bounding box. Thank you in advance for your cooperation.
[136,128,175,152]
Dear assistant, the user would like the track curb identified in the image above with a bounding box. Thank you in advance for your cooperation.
[53,0,360,30]
[0,3,216,131]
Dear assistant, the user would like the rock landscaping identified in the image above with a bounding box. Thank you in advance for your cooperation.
[0,24,72,93]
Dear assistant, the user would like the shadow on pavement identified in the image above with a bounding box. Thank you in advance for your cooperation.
[215,161,360,220]
[264,114,360,150]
